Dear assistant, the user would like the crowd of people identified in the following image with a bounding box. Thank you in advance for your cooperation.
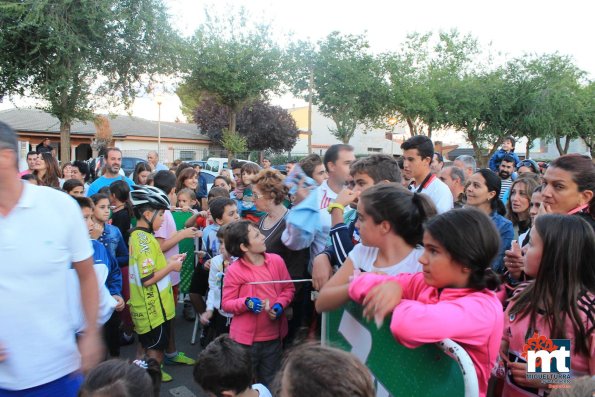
[0,122,593,397]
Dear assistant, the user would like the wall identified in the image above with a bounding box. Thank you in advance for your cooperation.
[116,139,210,164]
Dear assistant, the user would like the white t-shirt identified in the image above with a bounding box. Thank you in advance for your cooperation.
[348,244,424,275]
[0,183,94,390]
[317,180,338,210]
[252,383,273,397]
[409,174,453,214]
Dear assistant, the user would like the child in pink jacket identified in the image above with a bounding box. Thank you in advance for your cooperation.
[221,220,295,388]
[348,209,504,397]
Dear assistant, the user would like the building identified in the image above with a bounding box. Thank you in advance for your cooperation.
[0,108,211,165]
[288,105,408,156]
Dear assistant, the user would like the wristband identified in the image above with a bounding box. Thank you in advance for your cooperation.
[327,203,345,214]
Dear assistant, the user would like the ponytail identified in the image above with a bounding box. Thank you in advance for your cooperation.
[361,183,437,246]
[494,198,506,216]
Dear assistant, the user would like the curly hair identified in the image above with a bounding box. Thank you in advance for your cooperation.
[252,169,288,205]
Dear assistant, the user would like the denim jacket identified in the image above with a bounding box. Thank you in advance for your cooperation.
[490,211,514,274]
[97,223,129,268]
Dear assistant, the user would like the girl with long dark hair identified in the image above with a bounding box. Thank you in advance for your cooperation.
[500,215,595,396]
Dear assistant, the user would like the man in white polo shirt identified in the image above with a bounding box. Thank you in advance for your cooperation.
[0,122,101,396]
[401,135,453,214]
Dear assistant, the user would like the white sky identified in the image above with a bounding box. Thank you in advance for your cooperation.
[3,0,594,122]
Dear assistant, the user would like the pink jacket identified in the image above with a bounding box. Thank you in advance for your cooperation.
[349,272,503,397]
[222,253,295,345]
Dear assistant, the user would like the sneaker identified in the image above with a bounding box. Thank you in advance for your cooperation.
[119,331,135,346]
[161,367,173,382]
[164,351,196,366]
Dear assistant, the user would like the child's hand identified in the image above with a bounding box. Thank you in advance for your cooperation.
[203,259,211,270]
[196,250,206,259]
[236,192,243,200]
[112,295,125,312]
[181,227,201,239]
[168,253,186,272]
[508,362,545,389]
[268,303,283,320]
[245,297,263,313]
[362,281,403,328]
[504,240,524,280]
[200,310,213,325]
[181,205,193,212]
[336,187,359,207]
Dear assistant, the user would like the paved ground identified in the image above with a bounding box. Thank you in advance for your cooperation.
[120,303,207,397]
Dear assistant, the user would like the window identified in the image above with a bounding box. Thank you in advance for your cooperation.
[179,150,195,161]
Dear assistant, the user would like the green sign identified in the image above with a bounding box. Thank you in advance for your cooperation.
[172,211,196,293]
[324,302,476,397]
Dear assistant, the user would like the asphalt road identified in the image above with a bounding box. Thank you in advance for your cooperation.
[120,304,207,397]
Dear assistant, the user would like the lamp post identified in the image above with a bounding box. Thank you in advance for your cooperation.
[156,94,163,158]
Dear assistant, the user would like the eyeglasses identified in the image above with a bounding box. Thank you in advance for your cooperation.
[252,192,264,200]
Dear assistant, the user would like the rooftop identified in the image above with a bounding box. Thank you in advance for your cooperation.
[0,108,210,141]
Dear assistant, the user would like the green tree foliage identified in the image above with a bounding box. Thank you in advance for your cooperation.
[440,69,520,166]
[221,129,247,158]
[0,0,180,161]
[510,54,587,155]
[383,30,480,138]
[182,8,284,149]
[287,32,388,144]
[575,82,595,157]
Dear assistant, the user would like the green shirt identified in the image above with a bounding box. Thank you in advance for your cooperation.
[128,228,175,334]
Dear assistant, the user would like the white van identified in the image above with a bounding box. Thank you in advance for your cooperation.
[205,157,260,173]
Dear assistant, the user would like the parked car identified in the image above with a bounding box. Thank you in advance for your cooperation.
[200,170,218,192]
[121,157,146,177]
[186,160,207,169]
[205,157,260,173]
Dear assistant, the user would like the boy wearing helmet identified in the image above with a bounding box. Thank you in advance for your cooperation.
[128,185,186,381]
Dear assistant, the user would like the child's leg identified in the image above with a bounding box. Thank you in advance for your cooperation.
[103,311,121,357]
[253,340,282,388]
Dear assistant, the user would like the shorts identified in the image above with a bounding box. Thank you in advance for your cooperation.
[189,265,209,296]
[0,372,83,397]
[137,320,171,351]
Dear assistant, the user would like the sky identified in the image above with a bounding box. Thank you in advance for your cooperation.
[2,0,594,122]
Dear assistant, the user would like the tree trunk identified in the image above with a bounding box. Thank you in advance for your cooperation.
[60,120,71,163]
[563,135,570,154]
[554,135,570,155]
[580,135,594,158]
[227,110,237,164]
[427,124,433,139]
[525,137,533,159]
[406,117,415,137]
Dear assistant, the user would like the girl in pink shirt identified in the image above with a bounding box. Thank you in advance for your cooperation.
[499,214,595,396]
[348,208,504,397]
[221,220,295,388]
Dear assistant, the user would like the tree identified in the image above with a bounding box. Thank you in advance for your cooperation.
[182,9,284,160]
[510,54,586,156]
[440,69,521,167]
[383,30,480,138]
[0,0,180,162]
[575,81,595,158]
[287,32,388,144]
[193,96,298,153]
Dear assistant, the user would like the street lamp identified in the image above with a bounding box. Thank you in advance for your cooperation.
[155,94,163,157]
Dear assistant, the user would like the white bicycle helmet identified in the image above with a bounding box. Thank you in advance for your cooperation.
[130,185,170,210]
